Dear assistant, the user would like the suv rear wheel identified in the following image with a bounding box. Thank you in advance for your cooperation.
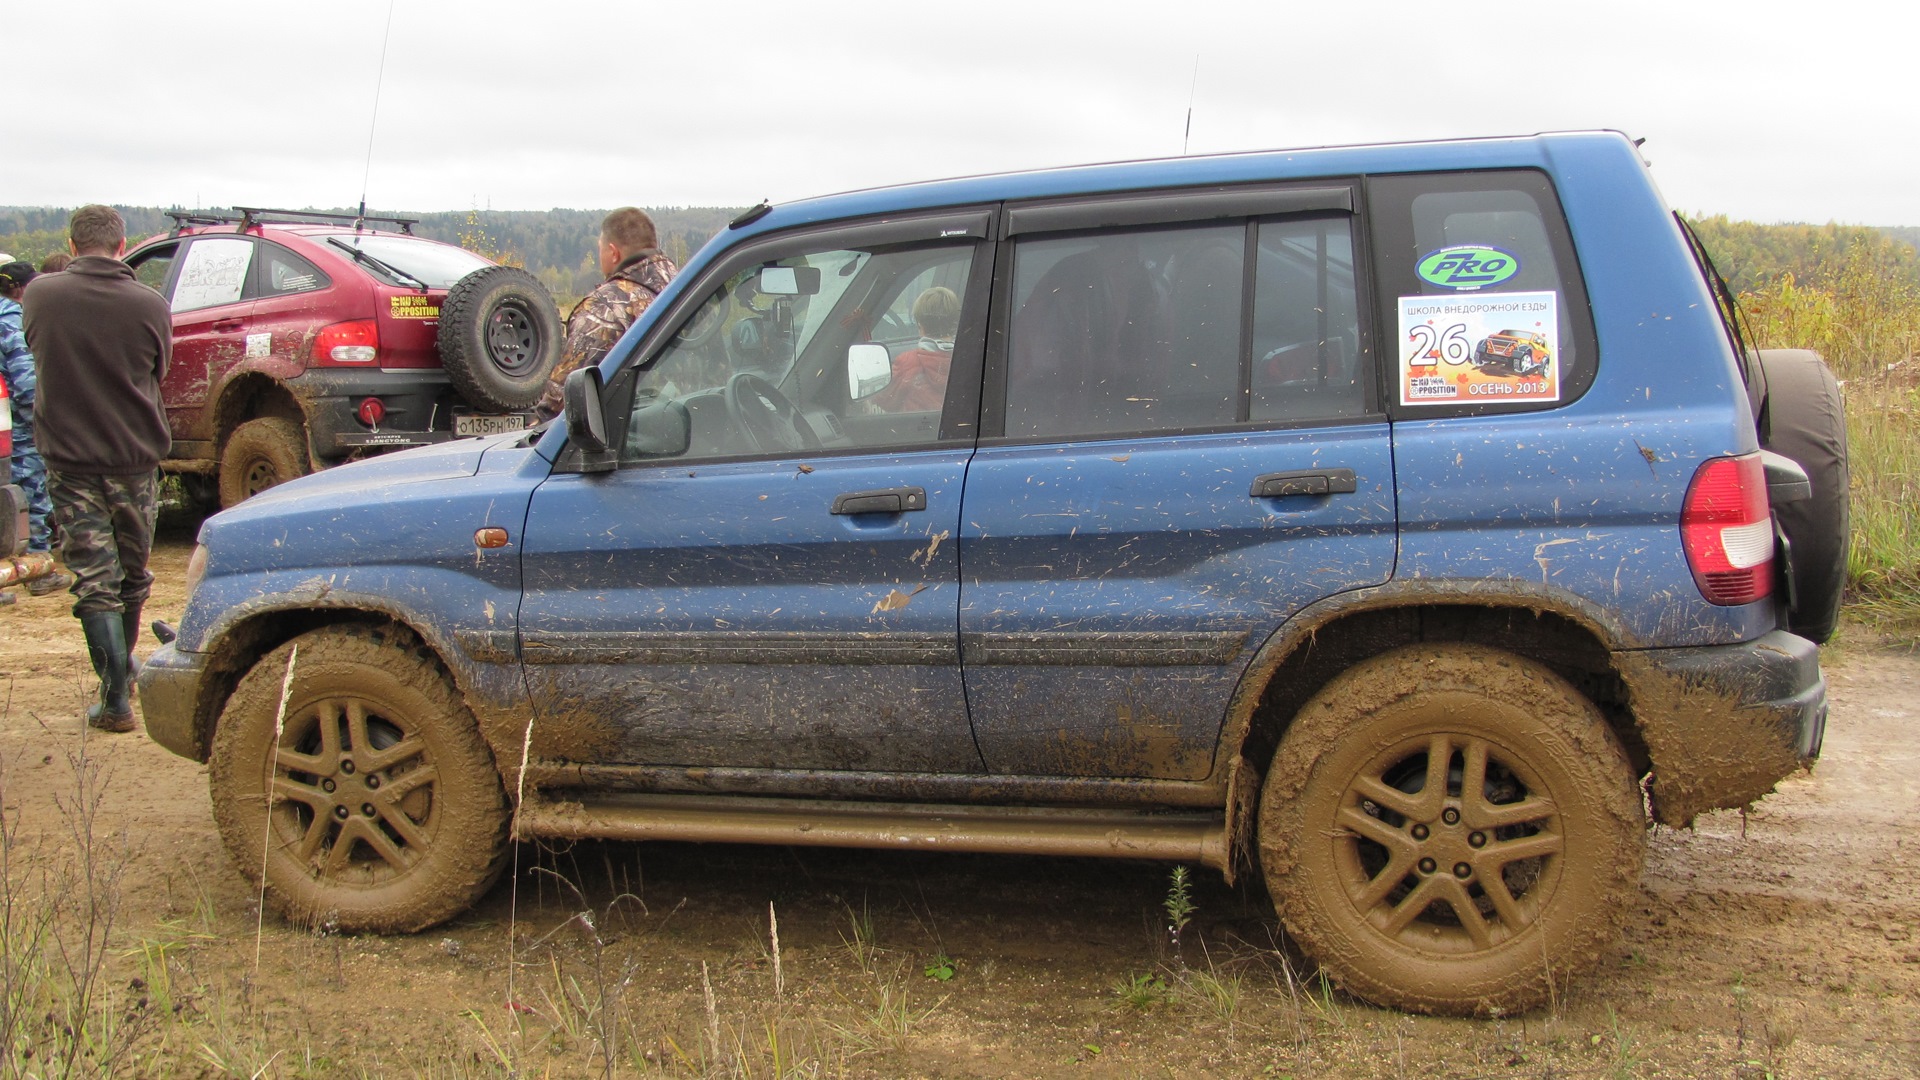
[1258,643,1644,1015]
[207,625,510,932]
[219,417,311,509]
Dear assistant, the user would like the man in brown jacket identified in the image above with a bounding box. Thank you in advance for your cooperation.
[534,207,677,421]
[21,205,171,733]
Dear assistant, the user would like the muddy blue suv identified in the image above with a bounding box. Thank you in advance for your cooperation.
[137,131,1842,1015]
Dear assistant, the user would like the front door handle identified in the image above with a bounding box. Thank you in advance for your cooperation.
[1250,468,1357,499]
[831,486,927,515]
[212,319,246,333]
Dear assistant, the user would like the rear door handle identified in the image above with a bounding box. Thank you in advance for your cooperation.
[1250,468,1357,499]
[831,486,927,515]
[212,319,246,333]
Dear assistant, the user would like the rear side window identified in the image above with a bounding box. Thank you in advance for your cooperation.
[1369,170,1597,414]
[1000,213,1366,440]
[255,243,329,297]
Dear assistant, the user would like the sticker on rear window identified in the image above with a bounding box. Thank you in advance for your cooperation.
[390,295,439,319]
[1398,291,1560,406]
[1416,245,1520,290]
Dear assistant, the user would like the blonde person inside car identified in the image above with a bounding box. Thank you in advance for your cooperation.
[866,286,959,413]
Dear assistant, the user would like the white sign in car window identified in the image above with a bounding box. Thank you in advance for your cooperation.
[171,238,254,313]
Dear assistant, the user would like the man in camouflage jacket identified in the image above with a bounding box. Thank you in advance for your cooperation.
[0,261,74,599]
[535,207,677,420]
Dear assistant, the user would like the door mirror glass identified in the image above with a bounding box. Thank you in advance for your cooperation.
[847,343,892,400]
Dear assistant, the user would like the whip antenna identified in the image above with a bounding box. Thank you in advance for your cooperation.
[357,0,399,229]
[1183,55,1199,155]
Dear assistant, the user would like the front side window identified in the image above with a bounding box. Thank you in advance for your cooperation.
[127,242,178,298]
[620,240,977,463]
[1002,215,1364,440]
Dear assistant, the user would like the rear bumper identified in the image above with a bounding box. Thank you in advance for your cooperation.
[290,369,531,459]
[1616,629,1826,826]
[135,642,209,762]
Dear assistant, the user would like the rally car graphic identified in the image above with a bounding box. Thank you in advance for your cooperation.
[1473,329,1551,377]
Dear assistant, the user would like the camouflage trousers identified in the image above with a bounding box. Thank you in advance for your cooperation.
[47,470,157,618]
[9,413,54,552]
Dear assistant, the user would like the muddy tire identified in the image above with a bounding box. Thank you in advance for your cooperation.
[1258,643,1645,1015]
[218,417,310,509]
[1753,349,1849,644]
[437,266,561,412]
[208,624,510,933]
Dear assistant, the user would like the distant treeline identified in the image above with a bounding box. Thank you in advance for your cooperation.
[5,205,1916,306]
[1682,216,1920,294]
[0,205,742,306]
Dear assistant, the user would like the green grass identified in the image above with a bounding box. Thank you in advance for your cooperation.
[1740,238,1920,633]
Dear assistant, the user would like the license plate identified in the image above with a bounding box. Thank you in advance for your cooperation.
[454,413,529,437]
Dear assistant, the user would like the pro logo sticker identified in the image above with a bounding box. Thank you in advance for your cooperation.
[1416,245,1520,291]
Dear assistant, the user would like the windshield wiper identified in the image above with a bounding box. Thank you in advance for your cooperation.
[327,238,429,291]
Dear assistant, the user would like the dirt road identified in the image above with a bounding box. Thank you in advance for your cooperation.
[0,530,1914,1077]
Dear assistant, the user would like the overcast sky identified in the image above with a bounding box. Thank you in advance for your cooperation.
[10,0,1915,225]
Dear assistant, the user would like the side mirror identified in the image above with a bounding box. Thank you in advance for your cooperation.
[846,343,892,400]
[563,366,617,473]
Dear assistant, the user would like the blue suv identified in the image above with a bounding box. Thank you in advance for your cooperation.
[138,131,1838,1015]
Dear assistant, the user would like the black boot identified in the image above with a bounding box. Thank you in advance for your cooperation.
[79,611,135,733]
[121,604,144,680]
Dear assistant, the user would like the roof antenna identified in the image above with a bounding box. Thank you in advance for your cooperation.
[1182,55,1199,155]
[356,0,399,231]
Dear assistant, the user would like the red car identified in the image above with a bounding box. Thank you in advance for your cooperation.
[124,208,560,508]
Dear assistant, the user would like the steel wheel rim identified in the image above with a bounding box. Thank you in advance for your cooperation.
[243,456,279,497]
[266,694,439,885]
[1333,730,1564,955]
[484,301,540,376]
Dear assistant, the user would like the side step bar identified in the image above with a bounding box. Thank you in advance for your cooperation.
[516,793,1229,873]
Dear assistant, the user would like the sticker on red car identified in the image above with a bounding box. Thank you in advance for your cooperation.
[1397,290,1560,405]
[389,295,440,319]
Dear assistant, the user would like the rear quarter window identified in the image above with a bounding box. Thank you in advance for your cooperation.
[1368,170,1597,416]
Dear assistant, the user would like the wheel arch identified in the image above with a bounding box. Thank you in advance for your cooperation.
[213,372,309,454]
[186,604,488,767]
[1215,584,1647,877]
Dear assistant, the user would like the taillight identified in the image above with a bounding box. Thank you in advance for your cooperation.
[1680,453,1774,605]
[312,320,378,364]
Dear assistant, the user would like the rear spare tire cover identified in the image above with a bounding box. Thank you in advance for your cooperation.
[1754,349,1849,643]
[436,266,562,412]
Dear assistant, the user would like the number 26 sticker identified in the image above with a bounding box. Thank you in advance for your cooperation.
[1406,322,1471,367]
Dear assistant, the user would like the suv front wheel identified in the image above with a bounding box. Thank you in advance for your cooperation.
[207,625,511,932]
[1258,643,1645,1015]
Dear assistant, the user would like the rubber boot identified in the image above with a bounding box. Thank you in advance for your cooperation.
[122,604,144,681]
[79,611,136,733]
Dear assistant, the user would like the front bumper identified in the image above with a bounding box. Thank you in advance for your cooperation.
[1616,629,1826,826]
[136,642,210,761]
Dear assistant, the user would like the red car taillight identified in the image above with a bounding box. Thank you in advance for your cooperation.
[312,320,378,364]
[1680,453,1774,605]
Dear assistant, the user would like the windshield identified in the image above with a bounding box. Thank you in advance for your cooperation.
[326,233,491,289]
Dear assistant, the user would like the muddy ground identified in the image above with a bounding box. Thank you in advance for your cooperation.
[0,523,1916,1078]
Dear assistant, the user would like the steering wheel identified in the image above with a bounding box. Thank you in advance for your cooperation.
[723,372,819,455]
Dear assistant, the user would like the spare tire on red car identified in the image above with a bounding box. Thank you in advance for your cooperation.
[1749,348,1850,644]
[436,266,562,412]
